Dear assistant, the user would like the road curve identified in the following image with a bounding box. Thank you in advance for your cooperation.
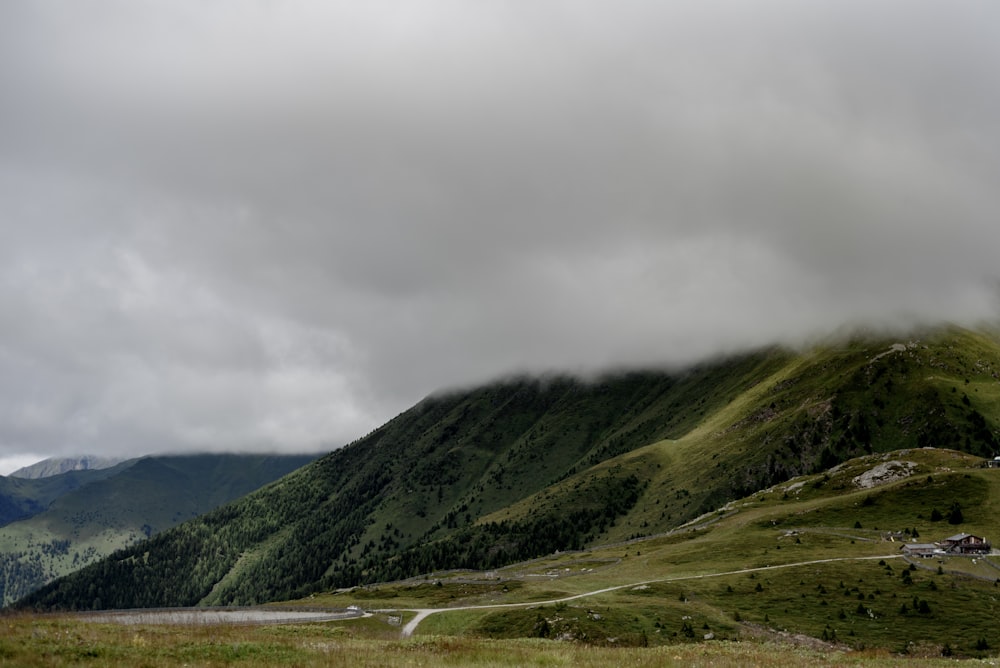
[393,554,901,637]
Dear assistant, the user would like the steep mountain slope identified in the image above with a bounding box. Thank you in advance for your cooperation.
[8,455,126,479]
[19,326,1000,611]
[492,325,1000,545]
[0,453,316,605]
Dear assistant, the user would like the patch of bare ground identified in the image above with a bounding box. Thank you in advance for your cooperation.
[740,622,849,653]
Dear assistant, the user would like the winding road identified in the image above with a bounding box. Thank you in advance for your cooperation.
[75,555,902,635]
[394,554,901,637]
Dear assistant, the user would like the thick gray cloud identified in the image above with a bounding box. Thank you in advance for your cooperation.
[1,1,999,469]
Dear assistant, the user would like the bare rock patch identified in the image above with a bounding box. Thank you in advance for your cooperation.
[852,460,916,489]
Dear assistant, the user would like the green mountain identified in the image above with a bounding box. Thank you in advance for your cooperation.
[0,465,129,527]
[0,453,316,605]
[17,325,1000,612]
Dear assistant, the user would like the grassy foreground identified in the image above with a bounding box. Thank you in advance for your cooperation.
[0,613,970,667]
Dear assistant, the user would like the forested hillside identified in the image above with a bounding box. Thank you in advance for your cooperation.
[0,465,130,528]
[0,453,316,605]
[19,326,1000,611]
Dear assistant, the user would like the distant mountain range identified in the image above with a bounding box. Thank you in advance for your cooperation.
[8,455,126,479]
[0,453,317,605]
[16,324,1000,612]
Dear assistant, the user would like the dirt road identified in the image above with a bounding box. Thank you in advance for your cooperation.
[395,554,901,637]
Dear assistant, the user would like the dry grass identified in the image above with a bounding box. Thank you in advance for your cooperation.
[0,612,969,667]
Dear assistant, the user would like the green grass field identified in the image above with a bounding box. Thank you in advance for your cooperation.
[0,613,974,667]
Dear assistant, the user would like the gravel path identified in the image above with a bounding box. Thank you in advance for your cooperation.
[394,554,901,637]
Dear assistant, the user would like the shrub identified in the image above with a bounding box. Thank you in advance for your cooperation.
[948,502,964,525]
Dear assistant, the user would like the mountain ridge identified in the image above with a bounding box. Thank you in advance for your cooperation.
[8,455,127,480]
[16,324,1000,611]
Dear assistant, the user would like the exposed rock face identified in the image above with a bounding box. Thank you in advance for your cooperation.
[852,460,917,489]
[8,455,124,479]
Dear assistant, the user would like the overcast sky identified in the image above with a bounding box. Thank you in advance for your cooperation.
[1,1,999,472]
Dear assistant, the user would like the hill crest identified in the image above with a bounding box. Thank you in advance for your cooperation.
[8,455,126,480]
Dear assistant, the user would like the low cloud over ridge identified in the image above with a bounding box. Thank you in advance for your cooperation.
[1,1,999,466]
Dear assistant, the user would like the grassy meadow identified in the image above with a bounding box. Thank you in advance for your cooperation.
[0,613,976,667]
